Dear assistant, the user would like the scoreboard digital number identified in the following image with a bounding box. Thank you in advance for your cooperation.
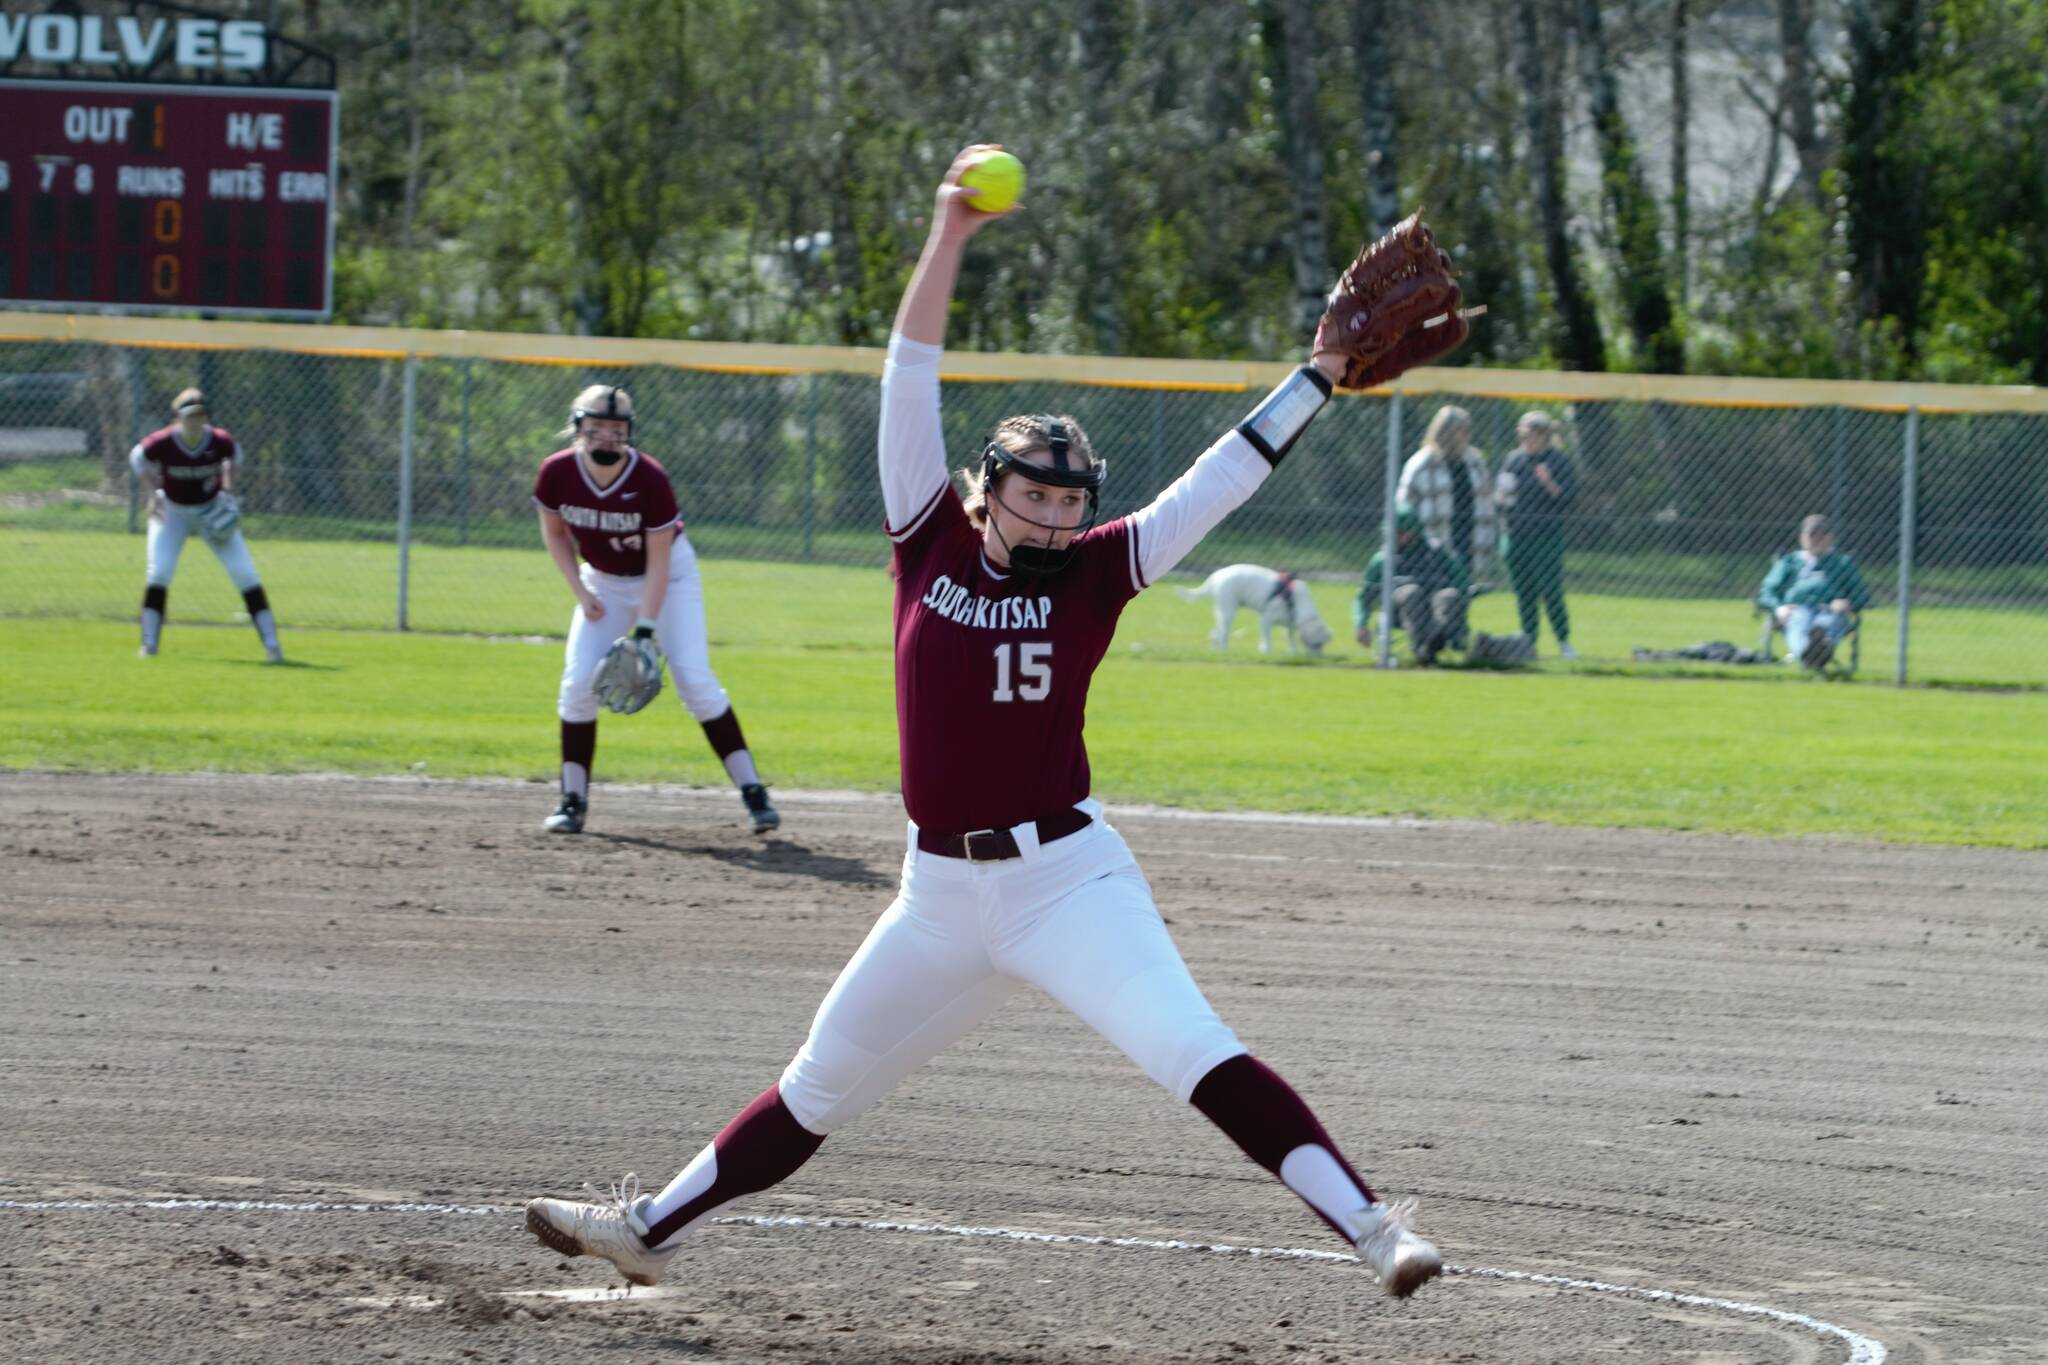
[0,78,337,319]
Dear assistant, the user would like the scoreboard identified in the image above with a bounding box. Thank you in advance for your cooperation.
[0,78,337,320]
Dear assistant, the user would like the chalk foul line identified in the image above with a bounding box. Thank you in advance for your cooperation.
[1,1197,1883,1364]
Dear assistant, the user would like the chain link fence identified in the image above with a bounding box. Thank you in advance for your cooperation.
[3,320,2044,686]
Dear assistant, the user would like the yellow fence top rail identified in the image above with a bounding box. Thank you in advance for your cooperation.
[3,309,2045,416]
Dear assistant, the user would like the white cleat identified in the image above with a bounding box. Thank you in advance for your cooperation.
[265,644,286,665]
[1345,1198,1443,1298]
[524,1175,676,1288]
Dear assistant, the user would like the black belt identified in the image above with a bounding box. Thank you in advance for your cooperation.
[916,807,1094,862]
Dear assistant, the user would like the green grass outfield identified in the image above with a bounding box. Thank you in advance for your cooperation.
[3,563,2043,845]
[5,526,2047,687]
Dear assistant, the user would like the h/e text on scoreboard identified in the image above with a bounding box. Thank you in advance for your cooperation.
[0,78,337,319]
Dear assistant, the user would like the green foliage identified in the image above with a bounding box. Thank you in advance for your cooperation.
[1689,201,1868,379]
[302,0,2046,383]
[1910,0,2048,383]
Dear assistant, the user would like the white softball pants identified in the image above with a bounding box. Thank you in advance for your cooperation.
[558,534,730,723]
[778,805,1248,1134]
[145,497,261,591]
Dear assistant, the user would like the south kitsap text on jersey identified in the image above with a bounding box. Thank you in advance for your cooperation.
[920,575,1054,631]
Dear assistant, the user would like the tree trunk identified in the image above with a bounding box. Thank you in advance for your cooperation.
[401,0,422,312]
[1574,0,1681,371]
[1752,85,1784,226]
[1075,0,1125,354]
[1352,0,1401,241]
[1670,0,1689,308]
[1515,0,1604,371]
[1777,0,1825,210]
[1842,0,1931,363]
[559,14,606,338]
[1271,0,1330,337]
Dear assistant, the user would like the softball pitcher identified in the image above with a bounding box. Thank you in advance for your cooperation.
[526,148,1469,1298]
[535,384,779,835]
[130,388,283,663]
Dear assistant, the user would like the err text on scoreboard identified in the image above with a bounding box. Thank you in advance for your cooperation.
[0,79,337,319]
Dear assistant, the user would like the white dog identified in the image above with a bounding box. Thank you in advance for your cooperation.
[1177,564,1334,656]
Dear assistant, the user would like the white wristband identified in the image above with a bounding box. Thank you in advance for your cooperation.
[1238,366,1333,465]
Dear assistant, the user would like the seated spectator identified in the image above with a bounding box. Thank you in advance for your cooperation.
[1355,507,1470,666]
[1759,513,1870,670]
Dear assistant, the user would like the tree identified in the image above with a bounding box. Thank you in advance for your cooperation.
[1070,0,1129,354]
[1670,0,1690,305]
[1910,0,2048,383]
[1516,0,1606,370]
[1841,0,1933,365]
[1266,0,1333,336]
[1573,0,1683,371]
[1776,0,1826,210]
[1351,0,1401,242]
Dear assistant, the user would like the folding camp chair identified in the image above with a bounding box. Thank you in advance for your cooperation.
[1755,598,1861,676]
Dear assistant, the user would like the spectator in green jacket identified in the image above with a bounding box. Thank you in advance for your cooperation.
[1495,410,1578,660]
[1759,513,1871,670]
[1355,507,1470,665]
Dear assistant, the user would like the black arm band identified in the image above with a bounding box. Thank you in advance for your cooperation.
[1235,365,1333,467]
[633,624,656,640]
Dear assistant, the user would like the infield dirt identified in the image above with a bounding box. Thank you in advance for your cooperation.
[3,772,2043,1363]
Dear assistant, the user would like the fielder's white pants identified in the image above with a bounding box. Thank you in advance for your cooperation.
[558,534,730,723]
[146,497,261,591]
[778,805,1247,1134]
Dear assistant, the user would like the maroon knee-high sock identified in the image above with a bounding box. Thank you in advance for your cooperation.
[561,720,596,799]
[640,1086,824,1249]
[699,706,747,761]
[1190,1053,1377,1242]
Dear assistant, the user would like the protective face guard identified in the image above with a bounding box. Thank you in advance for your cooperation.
[574,387,634,465]
[980,417,1107,576]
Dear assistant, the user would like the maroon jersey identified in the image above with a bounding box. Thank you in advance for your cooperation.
[889,484,1145,832]
[532,447,681,577]
[136,424,238,506]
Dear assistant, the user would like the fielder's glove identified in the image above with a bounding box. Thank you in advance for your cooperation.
[197,492,242,546]
[594,628,664,714]
[1313,212,1470,389]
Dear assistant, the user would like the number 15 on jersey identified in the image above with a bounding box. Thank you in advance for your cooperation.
[992,641,1051,702]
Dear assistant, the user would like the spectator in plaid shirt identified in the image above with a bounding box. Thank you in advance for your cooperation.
[1396,406,1497,578]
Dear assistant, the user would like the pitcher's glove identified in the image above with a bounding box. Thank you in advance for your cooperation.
[1313,212,1470,389]
[594,628,664,714]
[197,492,242,546]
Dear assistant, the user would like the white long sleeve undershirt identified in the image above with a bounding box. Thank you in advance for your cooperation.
[878,332,1275,585]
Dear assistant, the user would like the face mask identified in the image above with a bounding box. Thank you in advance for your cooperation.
[987,479,1096,576]
[1004,540,1075,577]
[979,418,1105,576]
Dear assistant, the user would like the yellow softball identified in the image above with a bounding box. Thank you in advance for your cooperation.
[959,150,1026,214]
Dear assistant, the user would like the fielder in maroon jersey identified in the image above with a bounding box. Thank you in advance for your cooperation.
[526,146,1452,1300]
[129,388,283,662]
[535,384,779,835]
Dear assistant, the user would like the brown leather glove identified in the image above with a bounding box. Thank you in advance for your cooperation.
[1312,212,1469,389]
